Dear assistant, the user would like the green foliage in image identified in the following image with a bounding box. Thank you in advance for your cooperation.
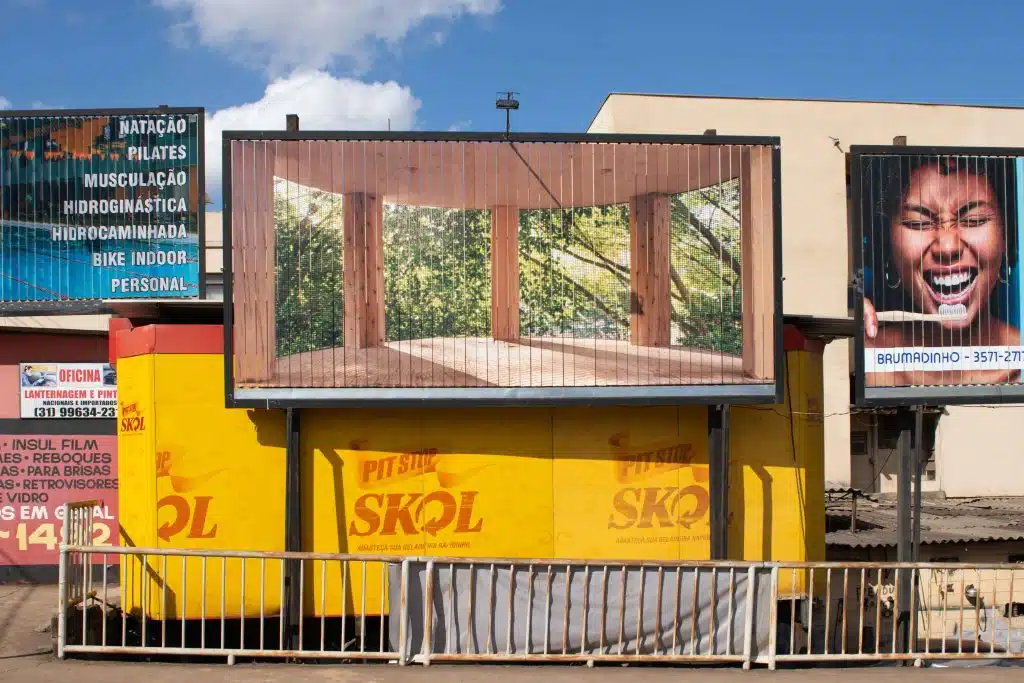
[274,183,344,357]
[272,178,743,357]
[671,179,743,356]
[383,205,491,341]
[519,205,631,339]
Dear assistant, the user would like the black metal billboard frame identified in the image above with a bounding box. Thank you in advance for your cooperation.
[0,106,207,308]
[850,144,1024,407]
[221,130,785,409]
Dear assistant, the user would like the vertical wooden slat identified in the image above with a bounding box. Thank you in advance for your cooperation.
[740,145,774,380]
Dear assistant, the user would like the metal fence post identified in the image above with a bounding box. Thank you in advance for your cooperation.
[56,503,70,659]
[398,559,410,666]
[743,565,756,669]
[767,565,779,670]
[422,560,435,666]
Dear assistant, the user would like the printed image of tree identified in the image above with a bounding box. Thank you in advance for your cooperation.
[519,204,631,339]
[671,179,743,356]
[274,181,344,357]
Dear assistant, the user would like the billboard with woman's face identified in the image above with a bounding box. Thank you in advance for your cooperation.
[853,146,1024,405]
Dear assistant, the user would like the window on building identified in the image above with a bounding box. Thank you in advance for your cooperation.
[877,421,901,450]
[851,431,869,456]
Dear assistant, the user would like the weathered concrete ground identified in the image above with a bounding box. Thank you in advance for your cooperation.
[2,584,1019,682]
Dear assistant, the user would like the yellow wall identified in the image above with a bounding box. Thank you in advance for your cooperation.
[118,348,824,619]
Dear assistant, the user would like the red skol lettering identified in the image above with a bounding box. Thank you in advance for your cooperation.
[348,490,484,537]
[120,416,145,433]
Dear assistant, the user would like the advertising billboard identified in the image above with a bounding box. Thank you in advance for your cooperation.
[20,363,117,419]
[0,108,204,305]
[225,133,782,406]
[0,434,117,567]
[853,146,1024,405]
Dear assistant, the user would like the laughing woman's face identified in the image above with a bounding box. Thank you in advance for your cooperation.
[890,164,1005,330]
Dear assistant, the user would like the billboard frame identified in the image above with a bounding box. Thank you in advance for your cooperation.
[0,106,207,311]
[222,131,783,409]
[851,144,1024,407]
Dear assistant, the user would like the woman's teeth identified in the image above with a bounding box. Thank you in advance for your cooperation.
[929,271,975,289]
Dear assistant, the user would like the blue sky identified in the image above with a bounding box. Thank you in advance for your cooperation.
[2,0,1022,184]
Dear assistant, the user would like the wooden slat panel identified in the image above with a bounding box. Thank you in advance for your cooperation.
[741,146,775,380]
[271,141,745,209]
[232,140,277,383]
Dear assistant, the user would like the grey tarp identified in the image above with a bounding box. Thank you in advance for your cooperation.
[389,563,774,659]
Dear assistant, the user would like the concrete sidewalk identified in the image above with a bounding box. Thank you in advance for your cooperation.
[2,660,1020,683]
[1,584,1018,682]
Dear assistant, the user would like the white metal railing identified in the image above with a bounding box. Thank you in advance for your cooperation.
[57,505,1024,668]
[768,561,1024,667]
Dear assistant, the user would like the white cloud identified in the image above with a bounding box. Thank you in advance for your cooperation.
[205,70,420,195]
[0,96,10,110]
[156,0,500,73]
[447,119,471,132]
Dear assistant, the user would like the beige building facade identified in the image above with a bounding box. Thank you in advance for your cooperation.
[589,94,1024,497]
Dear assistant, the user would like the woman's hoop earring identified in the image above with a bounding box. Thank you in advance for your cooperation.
[885,263,902,290]
[999,263,1011,285]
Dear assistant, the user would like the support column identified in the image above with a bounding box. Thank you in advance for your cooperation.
[709,404,731,560]
[343,193,385,348]
[629,193,671,347]
[491,205,520,341]
[910,406,924,651]
[740,146,775,379]
[896,408,915,655]
[284,407,302,649]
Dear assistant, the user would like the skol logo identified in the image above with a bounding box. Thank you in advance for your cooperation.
[606,433,710,530]
[347,442,488,538]
[119,401,146,434]
[155,448,224,541]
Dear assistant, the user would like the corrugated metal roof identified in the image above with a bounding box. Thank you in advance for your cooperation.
[827,495,1024,548]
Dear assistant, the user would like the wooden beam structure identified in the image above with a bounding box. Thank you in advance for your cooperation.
[740,146,775,380]
[269,140,744,210]
[343,193,385,349]
[629,193,671,347]
[490,206,520,342]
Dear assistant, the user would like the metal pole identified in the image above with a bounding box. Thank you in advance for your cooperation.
[897,408,913,655]
[283,111,302,652]
[285,407,302,649]
[912,407,923,560]
[910,406,924,652]
[709,404,730,560]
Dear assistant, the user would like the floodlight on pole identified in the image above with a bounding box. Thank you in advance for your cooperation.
[496,90,519,138]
